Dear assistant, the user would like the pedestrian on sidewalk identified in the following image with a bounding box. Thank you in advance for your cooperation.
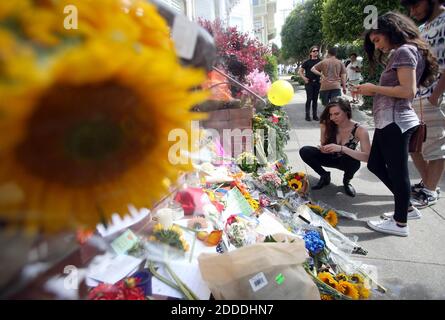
[355,12,438,236]
[299,97,371,197]
[402,0,445,209]
[346,53,363,104]
[311,47,347,107]
[299,46,322,121]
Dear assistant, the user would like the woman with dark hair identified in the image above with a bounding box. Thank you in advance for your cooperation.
[355,11,439,236]
[299,46,322,121]
[299,97,371,197]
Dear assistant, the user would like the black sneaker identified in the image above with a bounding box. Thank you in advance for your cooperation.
[305,115,311,121]
[411,181,424,194]
[411,189,439,209]
[411,181,440,196]
[313,115,319,121]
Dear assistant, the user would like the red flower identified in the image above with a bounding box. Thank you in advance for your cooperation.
[271,115,280,123]
[226,215,237,226]
[76,228,93,245]
[88,278,145,300]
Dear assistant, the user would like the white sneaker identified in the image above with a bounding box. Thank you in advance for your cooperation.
[381,207,422,220]
[367,218,409,237]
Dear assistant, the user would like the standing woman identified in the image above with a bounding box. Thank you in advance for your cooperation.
[355,12,438,236]
[299,46,321,121]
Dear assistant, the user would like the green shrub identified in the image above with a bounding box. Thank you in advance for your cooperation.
[264,54,278,82]
[290,74,306,86]
[361,56,383,110]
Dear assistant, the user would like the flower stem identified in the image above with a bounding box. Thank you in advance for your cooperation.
[189,234,197,263]
[313,255,319,277]
[165,263,199,300]
[146,261,180,291]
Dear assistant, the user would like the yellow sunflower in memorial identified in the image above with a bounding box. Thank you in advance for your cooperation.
[0,0,208,233]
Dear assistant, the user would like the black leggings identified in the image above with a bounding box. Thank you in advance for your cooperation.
[299,146,361,181]
[304,81,320,117]
[367,123,417,224]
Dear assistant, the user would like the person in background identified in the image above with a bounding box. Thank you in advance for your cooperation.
[299,97,371,197]
[299,46,322,121]
[346,53,363,104]
[356,12,438,236]
[402,0,445,209]
[311,47,347,107]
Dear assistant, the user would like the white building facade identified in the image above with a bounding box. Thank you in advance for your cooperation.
[158,0,241,22]
[252,0,277,45]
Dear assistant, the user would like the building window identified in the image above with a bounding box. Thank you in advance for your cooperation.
[161,0,186,14]
[252,0,259,6]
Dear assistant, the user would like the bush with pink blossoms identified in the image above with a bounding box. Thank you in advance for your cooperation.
[245,69,271,97]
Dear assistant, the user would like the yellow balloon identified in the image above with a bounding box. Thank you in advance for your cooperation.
[267,80,294,106]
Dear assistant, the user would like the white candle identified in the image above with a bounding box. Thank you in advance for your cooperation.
[156,208,173,228]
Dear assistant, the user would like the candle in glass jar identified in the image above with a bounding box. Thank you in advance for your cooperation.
[156,208,173,228]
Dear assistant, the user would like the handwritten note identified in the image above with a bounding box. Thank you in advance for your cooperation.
[222,187,254,221]
[111,229,139,255]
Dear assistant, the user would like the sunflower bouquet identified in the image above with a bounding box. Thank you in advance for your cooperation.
[302,230,372,300]
[0,0,208,233]
[315,271,371,300]
[286,172,309,195]
[306,203,339,228]
[149,223,190,252]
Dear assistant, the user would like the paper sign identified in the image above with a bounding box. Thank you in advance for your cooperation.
[223,187,254,221]
[171,15,198,60]
[88,254,143,285]
[110,229,139,255]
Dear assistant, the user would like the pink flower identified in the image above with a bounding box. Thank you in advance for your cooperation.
[259,195,271,207]
[245,69,271,97]
[259,172,281,187]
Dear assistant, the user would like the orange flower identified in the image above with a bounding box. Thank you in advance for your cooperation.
[204,230,223,246]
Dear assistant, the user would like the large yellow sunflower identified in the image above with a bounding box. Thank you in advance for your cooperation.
[0,0,208,233]
[306,203,324,215]
[317,272,338,289]
[324,210,338,227]
[288,178,302,191]
[357,284,371,299]
[336,281,360,300]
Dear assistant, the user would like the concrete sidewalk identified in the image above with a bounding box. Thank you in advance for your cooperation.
[283,86,445,299]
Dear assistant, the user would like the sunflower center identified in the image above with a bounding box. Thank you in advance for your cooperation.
[16,82,156,187]
[65,119,123,160]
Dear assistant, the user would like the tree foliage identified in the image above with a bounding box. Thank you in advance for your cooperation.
[280,0,324,62]
[322,0,404,45]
